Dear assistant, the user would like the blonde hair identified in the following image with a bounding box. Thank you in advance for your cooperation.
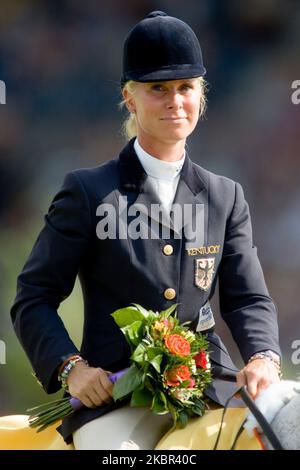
[120,77,208,141]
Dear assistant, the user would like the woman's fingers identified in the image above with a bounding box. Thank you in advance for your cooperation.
[236,359,280,400]
[236,370,246,389]
[96,368,114,404]
[79,394,96,408]
[67,364,113,407]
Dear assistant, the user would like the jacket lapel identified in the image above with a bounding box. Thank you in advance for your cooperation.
[172,154,208,245]
[118,140,208,242]
[119,140,171,235]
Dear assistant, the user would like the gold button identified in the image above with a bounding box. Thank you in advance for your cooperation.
[163,244,173,256]
[164,288,176,300]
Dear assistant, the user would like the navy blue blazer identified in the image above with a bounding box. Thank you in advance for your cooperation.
[11,139,280,442]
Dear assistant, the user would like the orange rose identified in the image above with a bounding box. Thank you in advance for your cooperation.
[165,365,191,387]
[164,334,191,356]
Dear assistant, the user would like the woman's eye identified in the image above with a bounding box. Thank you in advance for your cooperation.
[151,84,164,92]
[180,84,192,91]
[150,83,193,93]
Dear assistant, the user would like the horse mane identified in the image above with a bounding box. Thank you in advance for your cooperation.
[244,380,300,450]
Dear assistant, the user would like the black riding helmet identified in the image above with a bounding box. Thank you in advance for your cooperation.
[121,11,206,87]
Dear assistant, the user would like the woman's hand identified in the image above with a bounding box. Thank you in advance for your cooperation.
[67,361,113,408]
[236,358,280,399]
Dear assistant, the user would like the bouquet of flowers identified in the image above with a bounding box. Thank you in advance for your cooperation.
[28,304,212,432]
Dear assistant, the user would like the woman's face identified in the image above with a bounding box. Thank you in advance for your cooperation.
[123,78,202,147]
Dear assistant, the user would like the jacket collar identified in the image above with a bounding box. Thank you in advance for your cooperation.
[118,138,207,195]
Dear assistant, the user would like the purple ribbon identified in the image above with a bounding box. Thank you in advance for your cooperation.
[70,396,82,411]
[69,367,128,411]
[108,368,129,384]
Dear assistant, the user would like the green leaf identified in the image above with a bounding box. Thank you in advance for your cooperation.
[111,307,145,328]
[131,342,147,363]
[147,347,162,359]
[152,392,168,415]
[178,411,189,428]
[159,303,178,318]
[131,304,151,319]
[146,347,163,373]
[130,388,153,407]
[150,355,163,373]
[181,380,191,388]
[192,400,205,416]
[146,370,156,380]
[123,320,143,346]
[167,401,178,426]
[146,311,158,323]
[159,391,167,406]
[112,365,143,401]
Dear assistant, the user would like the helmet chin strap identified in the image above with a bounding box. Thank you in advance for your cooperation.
[213,386,284,450]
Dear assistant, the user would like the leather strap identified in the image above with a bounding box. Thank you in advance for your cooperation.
[239,386,284,450]
[213,385,284,450]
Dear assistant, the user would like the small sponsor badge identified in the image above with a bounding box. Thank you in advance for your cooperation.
[196,301,215,332]
[195,257,215,291]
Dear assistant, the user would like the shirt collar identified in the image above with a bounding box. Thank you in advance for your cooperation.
[134,138,185,181]
[118,138,207,196]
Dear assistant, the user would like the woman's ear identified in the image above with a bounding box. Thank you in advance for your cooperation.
[122,88,135,113]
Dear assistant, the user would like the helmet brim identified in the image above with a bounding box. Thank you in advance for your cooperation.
[121,64,206,88]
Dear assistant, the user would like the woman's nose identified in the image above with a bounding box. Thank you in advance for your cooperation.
[166,92,182,108]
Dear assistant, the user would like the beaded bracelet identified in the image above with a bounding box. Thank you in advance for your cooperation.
[248,352,282,378]
[58,354,83,375]
[58,355,88,390]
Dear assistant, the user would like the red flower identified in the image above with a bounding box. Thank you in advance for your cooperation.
[194,350,208,369]
[164,334,191,356]
[165,365,191,387]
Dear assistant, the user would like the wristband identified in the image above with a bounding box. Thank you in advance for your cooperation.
[58,354,82,375]
[248,351,282,378]
[58,355,88,390]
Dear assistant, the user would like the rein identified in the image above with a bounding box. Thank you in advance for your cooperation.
[213,386,284,450]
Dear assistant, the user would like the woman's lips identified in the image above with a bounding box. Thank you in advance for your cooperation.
[160,116,187,120]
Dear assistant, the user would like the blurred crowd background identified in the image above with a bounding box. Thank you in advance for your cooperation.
[0,0,299,415]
